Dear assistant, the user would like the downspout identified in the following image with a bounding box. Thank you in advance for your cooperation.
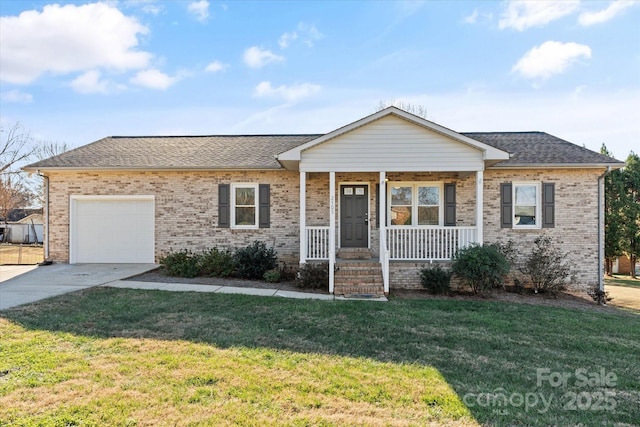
[598,166,612,295]
[37,171,50,260]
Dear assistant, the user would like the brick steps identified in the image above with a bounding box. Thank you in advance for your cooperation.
[334,257,385,297]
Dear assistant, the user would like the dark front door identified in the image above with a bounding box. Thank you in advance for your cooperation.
[340,185,368,248]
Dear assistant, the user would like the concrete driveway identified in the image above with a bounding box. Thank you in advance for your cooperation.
[0,263,158,310]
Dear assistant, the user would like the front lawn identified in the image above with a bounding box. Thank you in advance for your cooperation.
[606,274,640,289]
[1,288,638,426]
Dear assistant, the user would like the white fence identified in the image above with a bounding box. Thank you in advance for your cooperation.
[386,226,477,261]
[305,226,330,260]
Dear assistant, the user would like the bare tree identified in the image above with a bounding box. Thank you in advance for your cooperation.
[32,141,70,206]
[35,141,70,161]
[376,99,428,120]
[0,122,37,176]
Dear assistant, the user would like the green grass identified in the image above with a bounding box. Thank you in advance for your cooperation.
[1,288,639,426]
[606,274,640,289]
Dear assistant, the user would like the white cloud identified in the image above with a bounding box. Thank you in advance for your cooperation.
[0,3,151,85]
[130,69,178,90]
[464,9,479,24]
[0,89,33,104]
[512,41,592,80]
[243,47,285,68]
[499,0,580,31]
[579,0,636,26]
[205,61,228,73]
[70,70,111,94]
[278,23,323,49]
[187,0,209,22]
[125,0,165,15]
[279,31,298,49]
[253,81,321,102]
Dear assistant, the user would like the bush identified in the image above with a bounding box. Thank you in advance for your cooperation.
[296,263,329,290]
[419,265,452,294]
[160,249,200,278]
[451,244,510,293]
[233,241,278,280]
[199,247,234,277]
[520,236,571,294]
[587,286,613,305]
[263,269,281,283]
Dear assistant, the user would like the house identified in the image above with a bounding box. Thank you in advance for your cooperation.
[24,107,624,295]
[0,211,44,244]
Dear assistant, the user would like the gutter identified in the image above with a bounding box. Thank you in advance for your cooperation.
[37,171,49,260]
[598,166,613,297]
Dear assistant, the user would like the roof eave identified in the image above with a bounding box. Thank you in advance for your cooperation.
[488,162,625,170]
[23,166,286,173]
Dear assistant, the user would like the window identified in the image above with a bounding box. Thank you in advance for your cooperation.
[389,183,442,226]
[513,182,541,228]
[232,184,258,228]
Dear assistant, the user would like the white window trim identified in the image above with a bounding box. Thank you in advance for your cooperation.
[387,181,444,227]
[512,181,542,230]
[231,183,259,229]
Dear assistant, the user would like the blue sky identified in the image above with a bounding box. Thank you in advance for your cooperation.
[1,0,639,160]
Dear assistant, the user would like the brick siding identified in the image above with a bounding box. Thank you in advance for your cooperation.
[46,168,602,291]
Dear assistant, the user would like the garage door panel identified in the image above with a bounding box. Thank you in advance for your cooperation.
[71,197,155,263]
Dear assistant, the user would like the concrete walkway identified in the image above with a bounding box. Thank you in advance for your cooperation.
[0,264,158,310]
[107,280,340,300]
[0,264,387,310]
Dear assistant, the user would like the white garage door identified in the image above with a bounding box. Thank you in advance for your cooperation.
[70,196,155,263]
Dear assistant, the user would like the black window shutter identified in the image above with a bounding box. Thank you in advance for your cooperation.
[218,184,230,228]
[444,183,456,226]
[500,183,512,228]
[259,184,270,228]
[375,184,380,228]
[542,182,555,228]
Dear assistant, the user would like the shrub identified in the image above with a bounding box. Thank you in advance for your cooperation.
[278,263,298,282]
[419,265,452,294]
[451,244,510,293]
[587,286,613,305]
[263,269,281,283]
[160,249,200,278]
[520,236,571,294]
[199,247,234,277]
[233,241,278,280]
[296,263,329,290]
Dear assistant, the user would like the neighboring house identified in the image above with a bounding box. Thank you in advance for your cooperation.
[0,211,44,244]
[612,255,639,276]
[24,107,624,295]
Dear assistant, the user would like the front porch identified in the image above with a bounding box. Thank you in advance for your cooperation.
[275,107,509,295]
[299,170,484,295]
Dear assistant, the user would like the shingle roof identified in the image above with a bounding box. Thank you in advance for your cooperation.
[26,135,321,170]
[462,132,623,167]
[26,130,623,171]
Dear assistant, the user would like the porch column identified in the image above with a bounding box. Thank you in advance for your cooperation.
[299,171,306,264]
[476,170,484,245]
[329,171,336,294]
[379,171,389,294]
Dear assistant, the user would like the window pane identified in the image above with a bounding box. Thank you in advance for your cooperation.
[391,206,412,225]
[235,187,255,206]
[418,187,439,205]
[515,185,537,226]
[418,206,438,225]
[235,207,255,225]
[515,185,536,206]
[391,186,412,205]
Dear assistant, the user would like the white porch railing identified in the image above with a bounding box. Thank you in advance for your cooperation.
[386,226,478,260]
[305,226,330,260]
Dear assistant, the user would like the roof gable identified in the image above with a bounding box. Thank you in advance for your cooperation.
[277,107,510,169]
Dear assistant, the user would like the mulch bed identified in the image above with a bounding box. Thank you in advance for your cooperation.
[126,267,625,313]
